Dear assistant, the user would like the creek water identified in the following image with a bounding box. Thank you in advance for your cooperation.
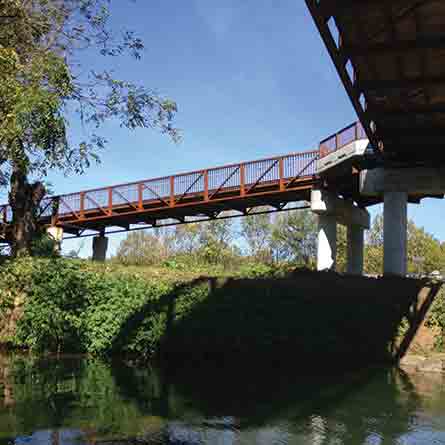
[1,354,445,444]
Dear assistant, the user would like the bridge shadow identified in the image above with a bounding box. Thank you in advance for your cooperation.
[154,272,441,372]
[112,271,443,374]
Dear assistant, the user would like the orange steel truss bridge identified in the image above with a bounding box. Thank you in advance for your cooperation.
[0,123,369,241]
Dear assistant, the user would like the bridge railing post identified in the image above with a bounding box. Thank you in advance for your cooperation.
[203,170,209,201]
[80,192,85,219]
[138,183,144,209]
[279,158,284,191]
[170,176,175,207]
[240,164,246,196]
[108,187,113,213]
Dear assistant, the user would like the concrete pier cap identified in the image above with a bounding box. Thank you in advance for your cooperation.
[310,189,370,229]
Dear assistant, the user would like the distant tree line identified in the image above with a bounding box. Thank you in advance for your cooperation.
[113,209,445,276]
[114,208,318,270]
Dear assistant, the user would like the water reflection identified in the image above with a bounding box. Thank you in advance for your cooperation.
[1,354,445,444]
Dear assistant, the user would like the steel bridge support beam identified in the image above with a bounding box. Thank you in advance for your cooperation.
[384,192,407,276]
[92,235,108,262]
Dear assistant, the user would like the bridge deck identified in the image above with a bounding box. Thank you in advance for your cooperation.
[306,0,445,164]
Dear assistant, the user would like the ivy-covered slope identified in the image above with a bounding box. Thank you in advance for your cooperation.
[0,258,443,368]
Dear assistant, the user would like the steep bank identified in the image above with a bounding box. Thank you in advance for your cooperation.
[0,258,443,369]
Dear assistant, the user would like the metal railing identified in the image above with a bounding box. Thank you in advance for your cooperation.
[0,150,319,225]
[319,122,367,158]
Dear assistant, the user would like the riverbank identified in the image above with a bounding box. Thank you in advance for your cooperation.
[0,257,443,370]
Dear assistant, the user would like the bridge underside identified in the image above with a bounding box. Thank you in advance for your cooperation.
[306,0,445,165]
[48,180,315,238]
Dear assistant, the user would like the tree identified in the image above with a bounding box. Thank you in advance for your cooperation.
[115,230,171,266]
[0,1,179,256]
[240,210,273,262]
[172,224,201,255]
[196,219,235,265]
[364,215,384,275]
[271,210,317,266]
[407,221,444,274]
[170,218,238,266]
[364,214,445,276]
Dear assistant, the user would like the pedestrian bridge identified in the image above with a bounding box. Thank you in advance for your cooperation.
[0,122,377,273]
[0,122,369,240]
[2,120,442,276]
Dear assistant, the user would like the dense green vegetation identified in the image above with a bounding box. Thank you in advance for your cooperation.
[0,254,442,365]
[0,256,295,357]
[1,209,445,362]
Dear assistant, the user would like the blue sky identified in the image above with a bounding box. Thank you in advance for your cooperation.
[7,1,444,256]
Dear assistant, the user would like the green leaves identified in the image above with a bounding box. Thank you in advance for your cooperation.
[0,257,177,356]
[1,0,179,256]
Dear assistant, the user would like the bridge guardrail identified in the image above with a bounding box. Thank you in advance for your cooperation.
[319,122,367,158]
[0,150,319,226]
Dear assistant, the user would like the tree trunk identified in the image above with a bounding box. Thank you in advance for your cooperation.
[8,165,46,257]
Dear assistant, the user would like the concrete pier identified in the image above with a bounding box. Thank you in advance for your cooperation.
[317,215,337,271]
[384,191,407,276]
[347,224,364,275]
[312,189,369,273]
[92,235,109,262]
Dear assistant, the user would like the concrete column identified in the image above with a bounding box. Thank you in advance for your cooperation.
[92,235,108,262]
[46,226,64,253]
[347,224,364,275]
[384,191,408,276]
[317,215,337,271]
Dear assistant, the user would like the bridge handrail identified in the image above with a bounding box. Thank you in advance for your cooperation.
[319,121,367,158]
[0,149,319,224]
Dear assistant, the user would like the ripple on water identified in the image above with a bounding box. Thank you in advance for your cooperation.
[2,356,445,445]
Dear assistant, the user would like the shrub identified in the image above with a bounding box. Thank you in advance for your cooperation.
[0,258,175,354]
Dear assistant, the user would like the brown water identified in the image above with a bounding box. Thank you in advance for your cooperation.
[1,354,445,444]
